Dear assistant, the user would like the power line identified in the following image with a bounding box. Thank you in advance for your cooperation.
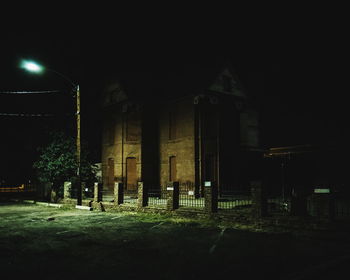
[0,113,56,117]
[0,90,62,95]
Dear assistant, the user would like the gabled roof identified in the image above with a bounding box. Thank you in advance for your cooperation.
[101,57,247,105]
[157,58,245,99]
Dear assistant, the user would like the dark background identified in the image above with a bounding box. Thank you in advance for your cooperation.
[0,7,347,184]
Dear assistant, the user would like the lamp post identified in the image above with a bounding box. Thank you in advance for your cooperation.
[21,60,82,205]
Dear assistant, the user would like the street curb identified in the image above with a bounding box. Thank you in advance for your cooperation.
[36,202,63,208]
[75,205,93,211]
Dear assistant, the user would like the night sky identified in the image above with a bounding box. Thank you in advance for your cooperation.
[0,9,346,184]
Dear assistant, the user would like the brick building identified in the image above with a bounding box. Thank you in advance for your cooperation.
[100,60,261,199]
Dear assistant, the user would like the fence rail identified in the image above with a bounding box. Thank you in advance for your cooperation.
[335,199,350,218]
[0,184,36,193]
[179,184,204,208]
[148,188,167,207]
[218,191,252,210]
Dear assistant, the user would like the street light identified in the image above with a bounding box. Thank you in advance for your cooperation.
[21,59,82,205]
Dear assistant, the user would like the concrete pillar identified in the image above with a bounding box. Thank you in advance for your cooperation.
[166,181,179,210]
[137,182,148,208]
[114,182,124,205]
[63,181,71,199]
[204,181,218,213]
[94,182,102,202]
[251,180,267,218]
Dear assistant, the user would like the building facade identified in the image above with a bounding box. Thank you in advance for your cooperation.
[101,62,260,198]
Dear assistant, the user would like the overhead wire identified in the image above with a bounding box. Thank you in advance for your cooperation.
[0,90,62,94]
[0,113,55,117]
[0,89,73,117]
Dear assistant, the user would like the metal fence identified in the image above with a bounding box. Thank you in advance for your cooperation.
[218,190,252,210]
[101,189,114,202]
[334,199,350,218]
[123,193,138,205]
[265,192,350,219]
[218,185,252,210]
[64,181,350,221]
[148,187,167,207]
[179,183,204,208]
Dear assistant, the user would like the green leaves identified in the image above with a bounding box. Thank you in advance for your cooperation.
[33,131,97,189]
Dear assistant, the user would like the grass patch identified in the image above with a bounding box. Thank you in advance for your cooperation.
[1,202,350,279]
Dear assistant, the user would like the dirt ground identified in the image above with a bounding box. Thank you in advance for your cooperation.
[1,202,350,279]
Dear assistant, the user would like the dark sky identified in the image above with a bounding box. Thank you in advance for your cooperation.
[0,9,347,182]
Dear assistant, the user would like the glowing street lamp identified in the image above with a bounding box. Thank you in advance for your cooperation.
[21,59,82,205]
[20,60,44,73]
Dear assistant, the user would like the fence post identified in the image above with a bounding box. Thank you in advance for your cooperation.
[114,182,124,205]
[204,181,218,213]
[251,180,267,218]
[166,181,179,210]
[137,182,148,208]
[63,181,71,199]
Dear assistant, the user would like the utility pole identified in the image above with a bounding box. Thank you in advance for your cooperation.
[76,85,82,205]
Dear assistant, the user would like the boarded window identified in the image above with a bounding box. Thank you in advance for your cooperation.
[126,112,141,141]
[169,111,177,140]
[126,157,137,190]
[169,156,177,181]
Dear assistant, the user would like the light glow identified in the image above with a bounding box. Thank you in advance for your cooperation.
[20,60,44,73]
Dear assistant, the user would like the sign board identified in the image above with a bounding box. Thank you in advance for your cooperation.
[167,187,174,191]
[314,188,330,194]
[188,191,194,196]
[204,181,211,187]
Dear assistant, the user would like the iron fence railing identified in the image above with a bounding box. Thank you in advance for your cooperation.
[179,183,204,208]
[335,199,350,218]
[148,188,167,207]
[61,182,350,220]
[101,189,114,202]
[218,190,252,210]
[217,185,252,210]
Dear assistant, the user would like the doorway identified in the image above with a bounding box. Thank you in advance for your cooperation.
[126,157,137,191]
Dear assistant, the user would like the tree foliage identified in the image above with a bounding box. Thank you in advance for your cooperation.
[33,131,97,190]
